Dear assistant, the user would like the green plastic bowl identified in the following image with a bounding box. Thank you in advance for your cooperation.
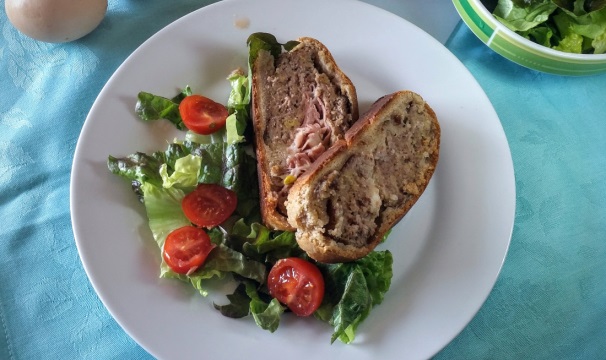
[452,0,606,76]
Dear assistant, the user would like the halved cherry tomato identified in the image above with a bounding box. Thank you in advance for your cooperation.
[179,95,229,135]
[182,183,237,228]
[163,226,216,275]
[267,257,325,317]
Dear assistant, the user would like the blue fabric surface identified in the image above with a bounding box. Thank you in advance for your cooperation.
[436,22,606,360]
[0,1,212,359]
[1,0,605,359]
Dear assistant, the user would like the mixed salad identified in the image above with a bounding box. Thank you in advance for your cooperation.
[107,33,393,344]
[491,0,606,54]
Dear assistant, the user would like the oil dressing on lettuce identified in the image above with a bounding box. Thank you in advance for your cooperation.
[107,34,393,343]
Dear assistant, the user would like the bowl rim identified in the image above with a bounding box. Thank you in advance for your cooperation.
[469,0,606,60]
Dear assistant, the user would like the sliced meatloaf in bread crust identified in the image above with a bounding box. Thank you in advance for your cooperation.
[251,37,358,231]
[286,90,440,263]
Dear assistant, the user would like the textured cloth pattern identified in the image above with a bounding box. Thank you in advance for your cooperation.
[0,1,604,359]
[436,22,606,360]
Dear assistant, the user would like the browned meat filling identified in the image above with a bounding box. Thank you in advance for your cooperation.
[311,99,437,247]
[259,46,353,215]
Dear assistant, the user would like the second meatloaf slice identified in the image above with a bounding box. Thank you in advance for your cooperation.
[286,90,441,263]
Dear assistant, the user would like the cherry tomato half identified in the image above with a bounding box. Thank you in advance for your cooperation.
[179,95,229,135]
[163,226,216,275]
[182,183,237,228]
[267,257,325,316]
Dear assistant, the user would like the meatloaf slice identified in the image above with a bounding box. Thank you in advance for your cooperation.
[252,37,358,231]
[286,90,440,263]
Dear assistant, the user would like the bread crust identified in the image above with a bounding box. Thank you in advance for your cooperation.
[286,91,441,263]
[251,37,358,231]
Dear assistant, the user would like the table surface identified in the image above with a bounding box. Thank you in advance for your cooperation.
[1,0,605,359]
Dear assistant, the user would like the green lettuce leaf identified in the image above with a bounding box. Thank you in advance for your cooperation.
[107,141,197,199]
[203,243,267,284]
[564,6,606,53]
[494,0,558,32]
[213,283,251,318]
[242,228,299,262]
[247,32,283,65]
[250,298,284,333]
[134,86,191,130]
[329,267,372,344]
[593,29,606,52]
[553,0,606,15]
[107,152,165,189]
[316,250,393,344]
[159,154,201,189]
[245,281,284,332]
[555,30,585,51]
[221,70,251,145]
[139,182,190,249]
[493,0,606,53]
[184,130,225,145]
[520,25,556,46]
[357,250,394,305]
[214,281,285,333]
[227,219,301,262]
[163,265,226,297]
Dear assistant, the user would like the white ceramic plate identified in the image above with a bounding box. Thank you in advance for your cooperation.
[70,0,515,359]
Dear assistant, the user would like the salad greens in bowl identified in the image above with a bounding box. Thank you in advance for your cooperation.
[452,0,606,75]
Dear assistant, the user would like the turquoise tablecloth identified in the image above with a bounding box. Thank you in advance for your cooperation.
[1,1,604,359]
[438,22,606,359]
